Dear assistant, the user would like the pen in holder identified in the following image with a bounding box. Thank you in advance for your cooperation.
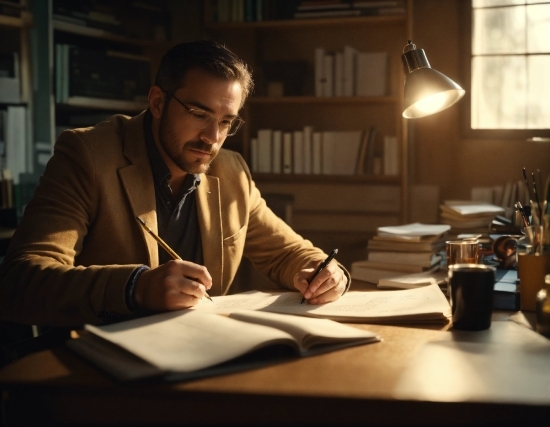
[524,225,544,255]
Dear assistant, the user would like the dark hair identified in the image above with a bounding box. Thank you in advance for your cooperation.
[154,39,254,108]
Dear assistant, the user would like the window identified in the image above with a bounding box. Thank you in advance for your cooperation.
[461,0,550,138]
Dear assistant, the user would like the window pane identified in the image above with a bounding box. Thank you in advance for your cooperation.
[527,55,550,128]
[527,4,550,52]
[473,0,524,7]
[473,6,525,54]
[472,56,527,129]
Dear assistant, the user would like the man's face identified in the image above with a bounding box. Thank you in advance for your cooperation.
[157,68,243,175]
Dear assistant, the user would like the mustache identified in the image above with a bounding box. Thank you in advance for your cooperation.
[184,141,214,153]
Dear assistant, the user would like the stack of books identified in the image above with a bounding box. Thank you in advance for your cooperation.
[439,201,505,234]
[351,223,450,285]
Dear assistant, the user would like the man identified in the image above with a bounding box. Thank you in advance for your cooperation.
[0,40,349,328]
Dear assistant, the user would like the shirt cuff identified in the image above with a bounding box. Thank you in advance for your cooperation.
[340,267,351,295]
[125,265,150,312]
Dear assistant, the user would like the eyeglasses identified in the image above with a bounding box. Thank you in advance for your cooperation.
[170,94,244,137]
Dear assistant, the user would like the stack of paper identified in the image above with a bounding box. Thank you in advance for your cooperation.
[440,201,505,233]
[351,223,450,286]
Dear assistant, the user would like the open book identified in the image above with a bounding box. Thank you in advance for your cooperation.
[67,310,380,382]
[194,283,451,324]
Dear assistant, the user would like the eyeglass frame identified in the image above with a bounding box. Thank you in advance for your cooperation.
[165,91,245,137]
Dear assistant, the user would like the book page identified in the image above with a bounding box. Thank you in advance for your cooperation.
[229,310,379,352]
[195,284,451,323]
[85,310,296,372]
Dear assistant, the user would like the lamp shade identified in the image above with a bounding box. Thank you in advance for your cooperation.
[401,41,465,119]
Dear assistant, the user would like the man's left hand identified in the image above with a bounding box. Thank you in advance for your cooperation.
[293,260,347,304]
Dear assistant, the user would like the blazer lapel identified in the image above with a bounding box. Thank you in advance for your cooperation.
[196,174,223,295]
[118,112,159,267]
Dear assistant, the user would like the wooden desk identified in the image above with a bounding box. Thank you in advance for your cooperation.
[1,315,549,426]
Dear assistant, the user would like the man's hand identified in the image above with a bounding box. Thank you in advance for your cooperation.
[133,260,212,311]
[293,260,347,304]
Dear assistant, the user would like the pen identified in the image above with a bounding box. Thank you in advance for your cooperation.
[301,248,338,304]
[136,216,213,302]
[515,202,531,228]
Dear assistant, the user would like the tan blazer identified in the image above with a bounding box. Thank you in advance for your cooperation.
[0,112,337,326]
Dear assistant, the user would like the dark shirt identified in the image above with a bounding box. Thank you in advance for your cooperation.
[143,110,204,265]
[125,111,204,311]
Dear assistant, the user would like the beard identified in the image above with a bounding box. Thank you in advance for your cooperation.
[158,111,220,174]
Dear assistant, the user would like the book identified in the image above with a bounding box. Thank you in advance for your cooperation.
[367,250,442,267]
[343,45,358,97]
[5,105,26,185]
[376,223,451,240]
[292,130,304,174]
[193,284,451,324]
[334,51,344,97]
[68,309,381,382]
[282,132,292,174]
[0,52,20,103]
[272,130,282,174]
[322,53,334,97]
[256,129,272,173]
[321,130,363,175]
[352,259,436,274]
[356,51,387,97]
[355,126,375,175]
[440,201,505,218]
[311,131,322,174]
[302,126,313,174]
[314,47,326,97]
[367,238,446,252]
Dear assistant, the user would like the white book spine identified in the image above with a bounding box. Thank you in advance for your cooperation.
[343,45,358,97]
[292,130,304,174]
[6,106,27,185]
[257,129,272,173]
[282,132,292,174]
[321,132,334,175]
[356,52,388,97]
[312,132,322,174]
[322,53,334,97]
[314,47,326,98]
[302,126,313,174]
[272,130,282,174]
[334,51,344,97]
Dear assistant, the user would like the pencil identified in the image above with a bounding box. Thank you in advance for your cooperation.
[301,249,338,304]
[136,216,213,302]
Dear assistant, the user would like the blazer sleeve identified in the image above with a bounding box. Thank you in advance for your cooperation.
[233,154,350,291]
[0,130,139,327]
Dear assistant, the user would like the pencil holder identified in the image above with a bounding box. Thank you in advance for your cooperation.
[518,253,550,312]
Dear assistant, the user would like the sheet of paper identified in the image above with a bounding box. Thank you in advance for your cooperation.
[195,284,451,322]
[377,223,450,237]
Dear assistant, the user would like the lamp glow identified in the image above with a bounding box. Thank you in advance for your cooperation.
[401,41,465,119]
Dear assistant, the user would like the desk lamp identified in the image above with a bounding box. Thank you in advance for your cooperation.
[401,40,465,119]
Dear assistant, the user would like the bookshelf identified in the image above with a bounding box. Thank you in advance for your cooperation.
[0,1,33,226]
[29,0,172,178]
[204,0,412,253]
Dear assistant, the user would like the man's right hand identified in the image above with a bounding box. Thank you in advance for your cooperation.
[133,260,212,311]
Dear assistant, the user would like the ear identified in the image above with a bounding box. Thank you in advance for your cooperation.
[148,85,165,119]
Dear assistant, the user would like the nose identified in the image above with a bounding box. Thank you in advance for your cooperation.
[199,120,223,145]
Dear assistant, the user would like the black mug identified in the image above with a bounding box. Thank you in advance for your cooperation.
[448,264,496,331]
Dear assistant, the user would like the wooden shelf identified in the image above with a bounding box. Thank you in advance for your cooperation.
[0,11,33,29]
[252,173,401,185]
[52,20,169,48]
[205,14,407,30]
[56,97,147,112]
[248,96,399,105]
